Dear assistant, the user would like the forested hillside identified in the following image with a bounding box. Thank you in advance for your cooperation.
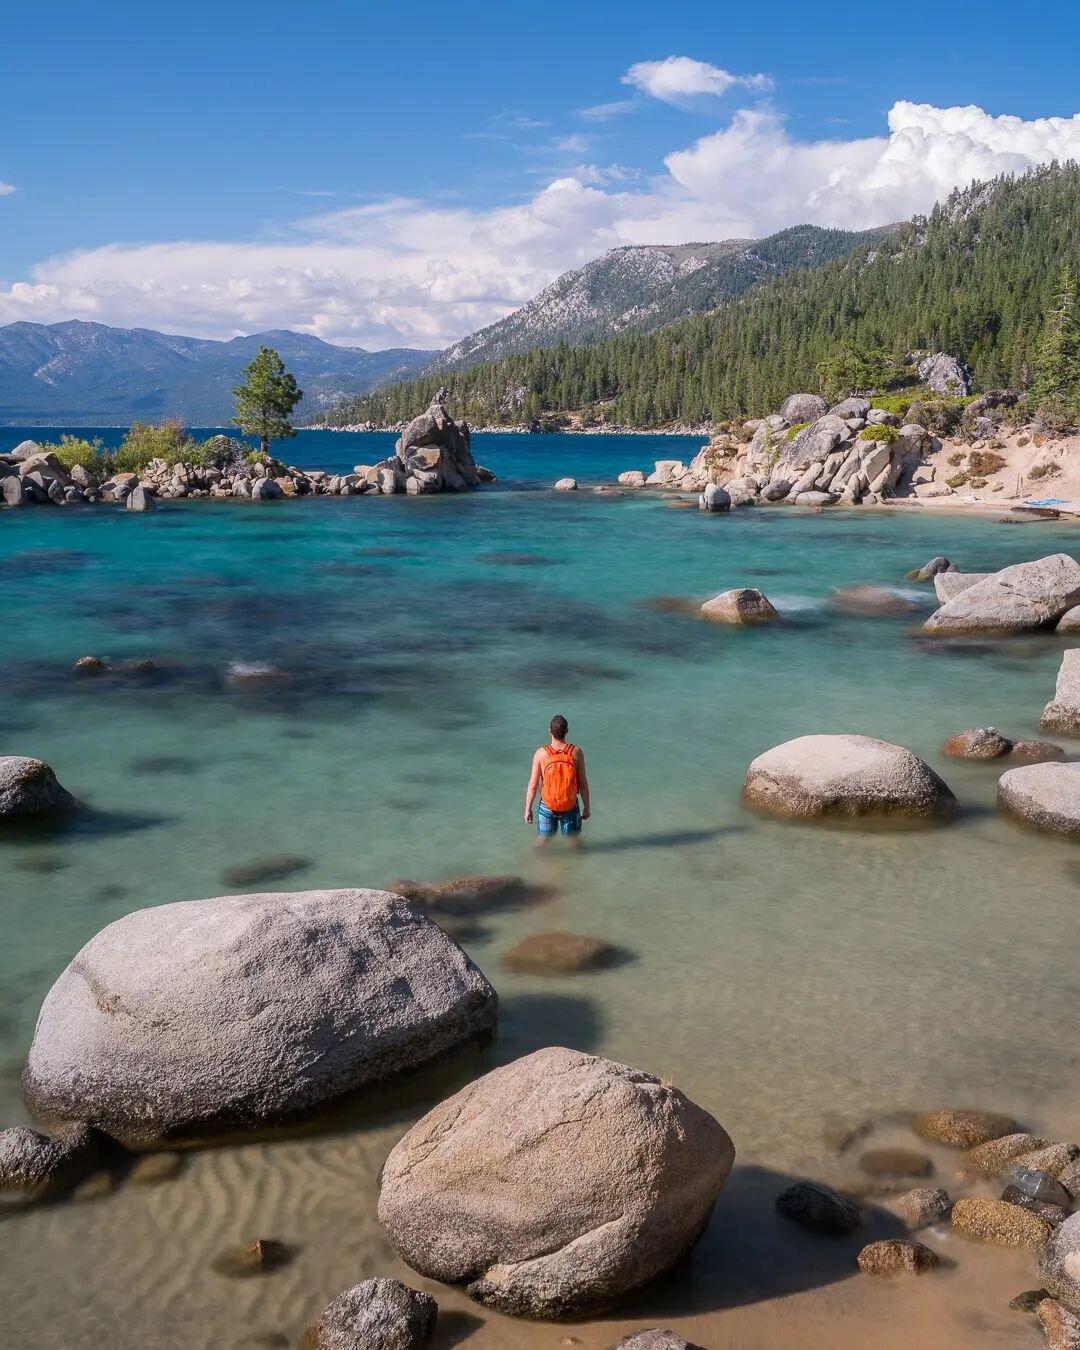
[438,224,888,369]
[325,165,1080,429]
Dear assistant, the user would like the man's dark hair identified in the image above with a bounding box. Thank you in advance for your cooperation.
[549,714,568,740]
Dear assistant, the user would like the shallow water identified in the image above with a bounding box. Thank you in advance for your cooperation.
[3,430,1080,1348]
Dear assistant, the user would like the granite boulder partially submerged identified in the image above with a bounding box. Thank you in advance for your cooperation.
[23,888,497,1145]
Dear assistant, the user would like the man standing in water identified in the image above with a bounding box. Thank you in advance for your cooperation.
[524,715,591,842]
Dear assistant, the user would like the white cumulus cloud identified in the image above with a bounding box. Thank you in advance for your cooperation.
[623,56,771,105]
[1,99,1079,347]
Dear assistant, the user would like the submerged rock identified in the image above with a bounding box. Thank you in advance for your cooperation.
[775,1181,862,1234]
[914,1108,1019,1148]
[858,1147,933,1178]
[742,734,957,822]
[1009,739,1067,763]
[951,1197,1052,1249]
[831,585,919,615]
[1042,650,1080,737]
[925,554,1080,634]
[0,756,80,822]
[700,588,777,624]
[857,1238,939,1276]
[998,762,1080,838]
[220,855,310,887]
[212,1239,293,1279]
[23,889,498,1145]
[306,1278,437,1349]
[388,874,549,915]
[377,1046,734,1319]
[501,932,619,974]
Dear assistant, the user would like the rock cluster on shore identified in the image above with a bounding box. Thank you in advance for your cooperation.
[615,392,934,506]
[1,394,494,510]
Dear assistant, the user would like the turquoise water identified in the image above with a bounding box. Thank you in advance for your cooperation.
[4,430,1080,1348]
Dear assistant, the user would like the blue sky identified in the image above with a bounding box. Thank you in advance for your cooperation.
[3,0,1080,348]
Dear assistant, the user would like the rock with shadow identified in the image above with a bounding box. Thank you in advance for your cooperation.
[377,1047,735,1320]
[387,875,554,917]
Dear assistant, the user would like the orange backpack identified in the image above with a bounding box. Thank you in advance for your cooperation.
[541,744,579,812]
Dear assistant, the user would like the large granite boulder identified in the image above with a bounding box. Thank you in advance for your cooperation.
[0,756,80,821]
[306,1278,437,1349]
[743,735,957,821]
[23,889,498,1146]
[998,762,1080,838]
[699,483,730,512]
[393,391,479,493]
[1042,650,1080,736]
[829,397,872,420]
[917,353,971,396]
[775,415,851,473]
[780,393,828,424]
[377,1047,734,1319]
[924,555,1080,634]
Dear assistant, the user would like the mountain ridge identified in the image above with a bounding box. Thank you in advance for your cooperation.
[0,321,435,425]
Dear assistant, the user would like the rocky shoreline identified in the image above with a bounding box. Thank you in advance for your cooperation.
[0,392,494,510]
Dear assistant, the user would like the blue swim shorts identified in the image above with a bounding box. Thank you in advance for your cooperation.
[537,801,582,836]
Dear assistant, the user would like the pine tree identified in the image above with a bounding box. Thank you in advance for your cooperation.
[232,346,303,454]
[1032,265,1080,411]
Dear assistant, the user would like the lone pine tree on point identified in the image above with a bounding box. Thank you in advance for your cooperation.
[233,346,303,454]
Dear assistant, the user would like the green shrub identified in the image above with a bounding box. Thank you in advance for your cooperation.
[858,423,898,443]
[783,420,812,441]
[42,434,112,476]
[1028,461,1060,481]
[945,471,970,488]
[968,449,1007,476]
[871,393,917,418]
[906,398,966,437]
[112,418,211,473]
[245,450,264,466]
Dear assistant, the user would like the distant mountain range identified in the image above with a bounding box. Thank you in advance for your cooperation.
[0,322,434,425]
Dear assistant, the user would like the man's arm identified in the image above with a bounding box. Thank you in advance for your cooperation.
[524,750,542,823]
[576,747,591,819]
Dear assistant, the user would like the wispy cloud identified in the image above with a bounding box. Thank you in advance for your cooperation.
[623,56,771,106]
[0,181,15,196]
[551,133,591,154]
[579,99,637,122]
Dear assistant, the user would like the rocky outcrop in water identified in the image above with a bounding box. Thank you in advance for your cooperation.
[0,756,80,821]
[377,1046,734,1319]
[998,762,1080,838]
[23,888,497,1146]
[924,556,1080,634]
[700,588,777,624]
[378,390,485,494]
[743,735,957,821]
[0,1123,99,1203]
